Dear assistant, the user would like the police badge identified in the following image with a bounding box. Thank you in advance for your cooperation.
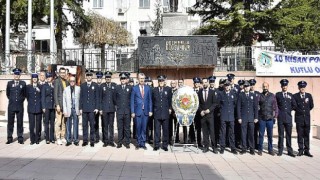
[92,86,95,90]
[172,86,199,126]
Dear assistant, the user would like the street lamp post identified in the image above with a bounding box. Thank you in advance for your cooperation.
[32,31,36,72]
[4,0,10,74]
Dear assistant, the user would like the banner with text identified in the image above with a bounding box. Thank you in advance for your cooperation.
[256,51,320,76]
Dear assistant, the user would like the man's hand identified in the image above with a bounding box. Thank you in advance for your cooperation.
[131,113,135,118]
[238,119,242,124]
[254,119,258,123]
[99,110,103,115]
[56,105,61,113]
[205,109,210,114]
[200,111,205,117]
[94,109,99,114]
[169,109,172,114]
[273,118,277,124]
[64,113,68,117]
[149,112,153,117]
[80,110,82,115]
[42,109,45,113]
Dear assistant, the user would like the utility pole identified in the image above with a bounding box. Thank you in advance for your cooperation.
[50,0,55,65]
[27,0,33,73]
[5,0,10,74]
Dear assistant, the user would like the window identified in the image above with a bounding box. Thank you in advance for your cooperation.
[120,22,127,30]
[139,21,150,30]
[139,0,150,8]
[117,0,128,9]
[163,0,169,7]
[93,0,103,8]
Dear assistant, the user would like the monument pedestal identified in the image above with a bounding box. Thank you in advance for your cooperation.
[162,13,190,36]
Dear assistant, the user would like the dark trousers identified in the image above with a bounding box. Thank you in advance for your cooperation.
[235,119,242,147]
[220,121,235,149]
[241,121,254,150]
[201,116,215,148]
[45,109,55,142]
[258,119,274,152]
[296,122,310,151]
[278,121,293,153]
[117,113,131,145]
[95,113,104,141]
[39,113,44,140]
[28,113,42,143]
[7,109,24,142]
[82,112,95,143]
[103,112,115,143]
[214,113,221,146]
[154,118,169,148]
[254,123,259,149]
[136,114,148,147]
[170,114,179,142]
[146,116,154,142]
[132,117,136,139]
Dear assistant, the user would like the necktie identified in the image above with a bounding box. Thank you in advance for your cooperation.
[15,82,18,86]
[141,85,144,98]
[302,94,305,99]
[246,93,249,98]
[122,85,125,90]
[284,93,287,98]
[204,89,207,101]
[88,83,90,88]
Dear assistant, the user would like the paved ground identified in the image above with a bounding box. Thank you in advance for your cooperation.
[0,119,320,180]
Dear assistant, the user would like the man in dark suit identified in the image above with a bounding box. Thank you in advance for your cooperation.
[6,68,26,144]
[116,73,132,149]
[54,67,69,145]
[80,69,99,147]
[198,77,218,153]
[26,73,42,145]
[131,73,153,150]
[100,71,117,147]
[276,79,296,157]
[145,76,154,144]
[41,72,55,144]
[95,71,104,143]
[237,81,258,155]
[152,75,172,151]
[218,80,238,154]
[293,81,314,157]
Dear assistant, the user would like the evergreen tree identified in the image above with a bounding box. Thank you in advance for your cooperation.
[151,0,163,36]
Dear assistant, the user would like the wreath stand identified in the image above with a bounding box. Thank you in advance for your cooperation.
[171,121,199,153]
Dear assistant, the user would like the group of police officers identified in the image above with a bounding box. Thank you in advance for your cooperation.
[6,67,314,157]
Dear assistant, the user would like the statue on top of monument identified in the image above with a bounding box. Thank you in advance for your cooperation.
[170,0,178,12]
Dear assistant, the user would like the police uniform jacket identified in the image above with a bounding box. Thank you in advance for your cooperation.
[26,84,42,113]
[237,92,258,122]
[6,80,26,111]
[218,91,237,121]
[100,83,116,113]
[293,92,314,124]
[41,83,55,110]
[152,86,172,120]
[115,84,132,115]
[276,92,297,124]
[80,82,99,112]
[198,88,218,118]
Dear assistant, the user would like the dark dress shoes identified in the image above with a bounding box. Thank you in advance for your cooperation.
[125,144,130,149]
[304,151,313,157]
[109,142,116,147]
[103,143,108,147]
[82,142,88,147]
[258,151,263,156]
[90,143,95,147]
[66,142,72,146]
[74,142,79,146]
[153,147,159,151]
[18,141,24,144]
[240,150,246,155]
[117,144,122,148]
[250,150,255,155]
[277,152,282,156]
[269,151,275,156]
[288,152,296,157]
[30,142,34,145]
[162,147,168,151]
[6,140,12,144]
[231,149,238,155]
[297,151,303,156]
[142,146,147,150]
[220,149,224,154]
[212,148,218,154]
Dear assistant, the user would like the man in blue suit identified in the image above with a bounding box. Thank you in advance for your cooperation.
[131,73,153,150]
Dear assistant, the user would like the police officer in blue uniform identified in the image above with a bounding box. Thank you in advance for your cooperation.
[80,69,99,147]
[237,81,258,155]
[238,80,245,93]
[116,73,132,149]
[41,72,55,144]
[152,75,172,151]
[249,79,260,150]
[6,68,26,144]
[95,71,104,143]
[293,81,314,157]
[276,79,296,157]
[100,71,117,147]
[218,80,238,154]
[227,73,240,94]
[26,73,42,145]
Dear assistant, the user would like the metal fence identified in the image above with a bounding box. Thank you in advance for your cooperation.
[2,46,320,74]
